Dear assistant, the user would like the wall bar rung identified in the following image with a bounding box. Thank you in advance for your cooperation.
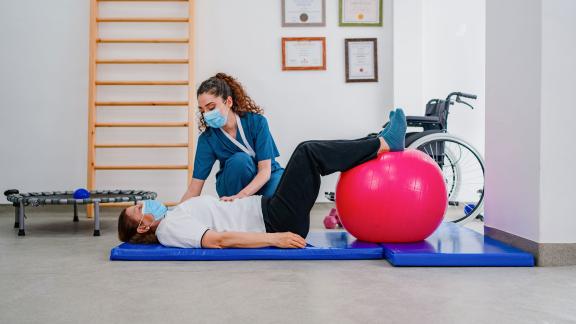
[97,17,189,22]
[95,122,189,127]
[97,38,189,43]
[95,165,189,170]
[98,0,188,2]
[96,59,188,64]
[95,143,189,148]
[96,80,189,85]
[95,101,189,106]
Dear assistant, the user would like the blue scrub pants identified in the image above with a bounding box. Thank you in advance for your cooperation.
[216,152,284,198]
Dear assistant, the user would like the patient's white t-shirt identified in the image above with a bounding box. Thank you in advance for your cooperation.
[155,195,266,248]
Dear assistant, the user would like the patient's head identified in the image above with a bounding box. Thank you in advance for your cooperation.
[118,204,159,244]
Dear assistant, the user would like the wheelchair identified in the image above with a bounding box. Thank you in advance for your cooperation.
[325,91,485,225]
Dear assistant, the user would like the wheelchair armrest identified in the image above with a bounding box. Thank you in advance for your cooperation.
[406,115,441,128]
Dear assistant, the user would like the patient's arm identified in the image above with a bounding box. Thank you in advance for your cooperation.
[201,230,306,249]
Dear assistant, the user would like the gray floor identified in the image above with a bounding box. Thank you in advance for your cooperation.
[1,204,575,324]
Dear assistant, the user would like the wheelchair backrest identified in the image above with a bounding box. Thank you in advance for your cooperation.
[425,99,449,130]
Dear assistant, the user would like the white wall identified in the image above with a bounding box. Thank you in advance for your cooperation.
[392,0,423,114]
[0,0,90,203]
[393,0,485,156]
[539,0,576,243]
[421,0,485,155]
[485,0,541,241]
[485,0,576,243]
[0,0,393,203]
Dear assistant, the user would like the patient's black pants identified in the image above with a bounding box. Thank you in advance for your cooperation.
[261,137,380,238]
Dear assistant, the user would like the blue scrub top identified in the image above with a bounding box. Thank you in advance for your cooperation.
[192,112,283,180]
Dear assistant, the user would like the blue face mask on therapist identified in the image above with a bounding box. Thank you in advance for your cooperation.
[142,200,167,221]
[204,106,228,128]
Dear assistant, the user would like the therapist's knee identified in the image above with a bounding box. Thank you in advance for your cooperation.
[225,152,256,173]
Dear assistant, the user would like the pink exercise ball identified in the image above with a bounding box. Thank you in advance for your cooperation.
[336,149,447,243]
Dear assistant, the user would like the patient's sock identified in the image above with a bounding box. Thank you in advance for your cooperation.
[379,110,395,135]
[380,108,407,151]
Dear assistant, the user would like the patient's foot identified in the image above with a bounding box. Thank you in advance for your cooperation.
[379,108,407,151]
[379,110,395,135]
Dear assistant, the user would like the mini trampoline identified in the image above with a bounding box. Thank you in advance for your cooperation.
[4,189,157,236]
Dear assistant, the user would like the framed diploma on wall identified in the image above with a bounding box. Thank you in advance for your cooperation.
[345,38,378,82]
[282,0,326,27]
[339,0,383,27]
[282,37,327,71]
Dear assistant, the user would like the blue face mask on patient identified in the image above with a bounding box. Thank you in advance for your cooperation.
[142,200,167,221]
[204,107,228,128]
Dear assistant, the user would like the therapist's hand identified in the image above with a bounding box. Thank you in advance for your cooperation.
[220,192,249,202]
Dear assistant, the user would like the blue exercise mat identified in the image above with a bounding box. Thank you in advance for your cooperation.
[110,231,384,261]
[110,223,534,266]
[382,222,535,267]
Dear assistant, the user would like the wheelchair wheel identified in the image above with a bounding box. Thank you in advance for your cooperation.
[408,133,485,224]
[440,147,461,202]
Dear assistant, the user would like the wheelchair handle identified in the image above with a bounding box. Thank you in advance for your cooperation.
[455,92,477,100]
[445,92,477,111]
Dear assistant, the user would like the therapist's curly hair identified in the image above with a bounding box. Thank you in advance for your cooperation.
[118,208,159,244]
[196,73,264,131]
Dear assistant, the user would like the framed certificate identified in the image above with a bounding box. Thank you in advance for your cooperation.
[282,0,326,27]
[345,38,378,82]
[282,37,326,71]
[339,0,383,27]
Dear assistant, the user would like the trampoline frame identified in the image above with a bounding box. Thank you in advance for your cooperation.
[5,190,157,236]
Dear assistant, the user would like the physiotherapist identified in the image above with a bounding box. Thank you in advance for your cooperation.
[180,73,285,202]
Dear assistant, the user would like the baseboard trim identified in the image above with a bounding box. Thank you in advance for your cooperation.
[485,226,576,266]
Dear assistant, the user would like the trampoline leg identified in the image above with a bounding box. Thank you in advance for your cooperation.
[14,205,19,228]
[93,201,100,236]
[73,202,79,222]
[18,202,25,236]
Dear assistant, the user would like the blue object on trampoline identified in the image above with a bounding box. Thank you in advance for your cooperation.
[110,231,384,261]
[381,222,535,267]
[73,188,90,199]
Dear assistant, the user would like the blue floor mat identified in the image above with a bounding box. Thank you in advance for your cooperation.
[110,223,535,266]
[381,222,535,267]
[110,231,384,261]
